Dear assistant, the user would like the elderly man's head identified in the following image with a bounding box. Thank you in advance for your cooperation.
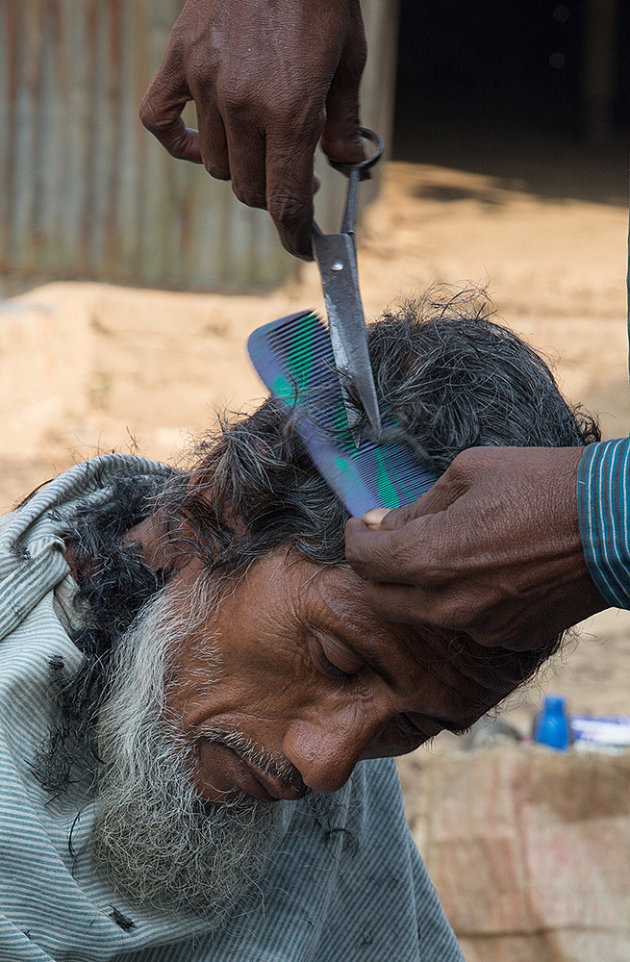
[41,292,598,917]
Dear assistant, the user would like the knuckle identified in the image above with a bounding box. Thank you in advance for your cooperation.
[268,192,309,228]
[223,93,250,120]
[139,93,185,149]
[138,94,159,132]
[218,79,259,119]
[365,530,424,585]
[449,447,478,478]
[187,53,218,91]
[409,540,451,586]
[444,600,474,633]
[453,445,498,477]
[393,543,424,581]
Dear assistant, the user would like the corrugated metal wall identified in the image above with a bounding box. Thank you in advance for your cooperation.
[315,0,400,235]
[0,0,399,290]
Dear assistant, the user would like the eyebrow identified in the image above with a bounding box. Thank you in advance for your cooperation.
[331,630,401,692]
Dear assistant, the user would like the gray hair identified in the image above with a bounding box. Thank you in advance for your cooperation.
[157,289,598,581]
[148,289,599,695]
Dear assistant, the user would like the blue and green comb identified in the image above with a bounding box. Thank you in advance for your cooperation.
[247,310,436,517]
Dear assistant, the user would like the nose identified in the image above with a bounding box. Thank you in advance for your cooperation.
[282,710,381,794]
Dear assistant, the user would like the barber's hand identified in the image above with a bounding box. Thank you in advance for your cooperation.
[139,0,366,259]
[345,447,608,651]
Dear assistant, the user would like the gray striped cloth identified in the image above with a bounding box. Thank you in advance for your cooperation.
[0,455,464,961]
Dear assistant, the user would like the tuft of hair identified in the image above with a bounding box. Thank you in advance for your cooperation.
[367,289,599,469]
[148,288,599,697]
[156,287,599,575]
[35,476,170,796]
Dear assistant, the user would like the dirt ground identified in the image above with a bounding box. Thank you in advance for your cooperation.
[1,131,629,756]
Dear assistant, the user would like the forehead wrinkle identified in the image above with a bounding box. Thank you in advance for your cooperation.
[444,633,532,708]
[303,605,402,694]
[302,567,410,694]
[280,556,508,719]
[396,626,513,724]
[314,568,499,718]
[256,554,502,732]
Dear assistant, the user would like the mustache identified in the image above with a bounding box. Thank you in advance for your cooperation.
[198,727,307,798]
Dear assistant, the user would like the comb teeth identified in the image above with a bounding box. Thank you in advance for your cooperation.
[248,310,436,515]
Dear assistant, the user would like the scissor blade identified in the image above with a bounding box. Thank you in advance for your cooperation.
[313,231,382,442]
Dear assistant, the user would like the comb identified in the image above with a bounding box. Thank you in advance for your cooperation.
[247,310,436,516]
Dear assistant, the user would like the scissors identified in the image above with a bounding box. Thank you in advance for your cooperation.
[312,127,384,445]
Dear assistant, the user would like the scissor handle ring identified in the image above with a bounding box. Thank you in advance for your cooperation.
[329,126,384,175]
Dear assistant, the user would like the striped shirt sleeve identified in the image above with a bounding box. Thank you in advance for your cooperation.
[578,438,630,608]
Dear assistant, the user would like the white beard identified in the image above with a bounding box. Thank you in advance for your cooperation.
[91,587,284,923]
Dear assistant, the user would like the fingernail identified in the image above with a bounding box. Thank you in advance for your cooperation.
[362,508,389,528]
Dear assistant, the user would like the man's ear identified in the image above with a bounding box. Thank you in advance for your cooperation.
[186,458,247,539]
[123,510,196,575]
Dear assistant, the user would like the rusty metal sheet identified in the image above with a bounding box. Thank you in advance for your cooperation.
[0,0,398,290]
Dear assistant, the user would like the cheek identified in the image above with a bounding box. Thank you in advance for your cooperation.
[168,625,320,730]
[223,629,312,697]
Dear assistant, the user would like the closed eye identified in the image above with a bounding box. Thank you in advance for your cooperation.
[313,638,357,686]
[318,643,354,684]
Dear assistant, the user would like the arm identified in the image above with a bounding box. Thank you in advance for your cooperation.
[139,0,366,259]
[577,437,630,608]
[345,445,611,651]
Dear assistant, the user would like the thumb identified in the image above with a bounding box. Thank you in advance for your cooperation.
[361,469,471,531]
[362,507,390,529]
[361,498,432,533]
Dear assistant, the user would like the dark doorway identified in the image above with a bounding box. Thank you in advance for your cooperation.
[394,0,629,158]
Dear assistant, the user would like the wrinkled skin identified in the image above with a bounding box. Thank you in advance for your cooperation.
[140,0,366,259]
[164,550,518,804]
[345,446,609,651]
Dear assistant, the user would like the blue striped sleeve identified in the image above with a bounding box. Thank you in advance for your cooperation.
[578,438,630,608]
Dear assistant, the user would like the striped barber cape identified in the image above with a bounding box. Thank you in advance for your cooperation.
[0,455,464,962]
